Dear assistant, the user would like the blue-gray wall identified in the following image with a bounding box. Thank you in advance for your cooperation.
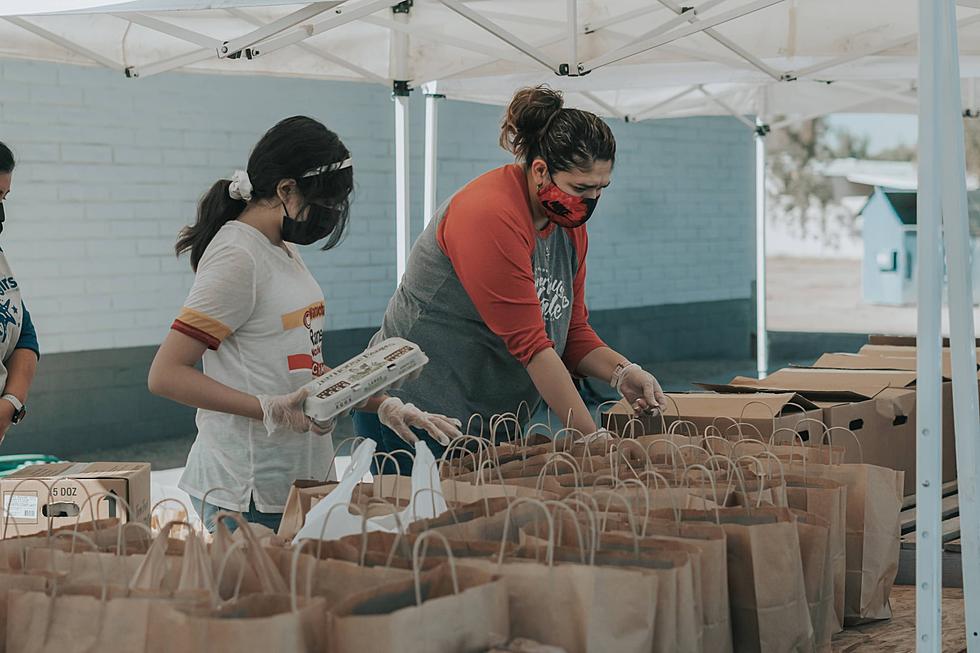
[0,58,756,455]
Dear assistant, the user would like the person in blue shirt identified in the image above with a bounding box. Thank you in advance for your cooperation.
[0,142,39,443]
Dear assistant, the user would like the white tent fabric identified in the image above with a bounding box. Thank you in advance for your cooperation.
[0,0,976,120]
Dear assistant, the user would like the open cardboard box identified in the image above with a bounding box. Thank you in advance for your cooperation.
[699,367,954,495]
[0,462,150,538]
[604,391,826,442]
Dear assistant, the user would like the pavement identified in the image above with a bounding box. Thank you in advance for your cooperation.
[767,257,980,336]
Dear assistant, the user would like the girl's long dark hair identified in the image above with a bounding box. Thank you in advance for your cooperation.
[0,141,14,174]
[176,116,353,270]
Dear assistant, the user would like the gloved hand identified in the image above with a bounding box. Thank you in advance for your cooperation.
[378,397,463,446]
[611,363,668,415]
[257,388,334,436]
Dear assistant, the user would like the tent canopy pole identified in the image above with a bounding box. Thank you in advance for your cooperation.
[935,0,980,648]
[915,0,945,647]
[423,87,443,228]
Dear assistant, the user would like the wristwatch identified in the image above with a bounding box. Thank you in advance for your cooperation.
[2,394,26,424]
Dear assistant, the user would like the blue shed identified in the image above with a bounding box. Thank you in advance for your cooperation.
[861,186,980,305]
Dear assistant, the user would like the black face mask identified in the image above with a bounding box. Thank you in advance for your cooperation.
[0,202,5,235]
[281,202,339,246]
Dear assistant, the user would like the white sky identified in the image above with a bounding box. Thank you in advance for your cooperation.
[825,113,918,155]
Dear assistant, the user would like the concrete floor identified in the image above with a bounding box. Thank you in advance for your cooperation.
[767,257,980,336]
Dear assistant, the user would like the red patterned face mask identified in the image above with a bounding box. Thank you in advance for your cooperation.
[537,181,598,228]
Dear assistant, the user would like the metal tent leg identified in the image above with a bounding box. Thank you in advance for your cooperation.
[916,0,945,648]
[755,118,769,379]
[927,1,980,650]
[423,89,443,228]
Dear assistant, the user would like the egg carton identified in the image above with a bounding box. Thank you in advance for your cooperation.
[302,337,428,424]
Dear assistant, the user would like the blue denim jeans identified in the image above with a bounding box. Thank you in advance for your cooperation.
[190,496,282,534]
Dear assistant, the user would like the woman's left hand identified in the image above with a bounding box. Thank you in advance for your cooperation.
[617,366,668,415]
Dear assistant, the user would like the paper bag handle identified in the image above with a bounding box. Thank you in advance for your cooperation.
[542,500,591,565]
[498,497,555,567]
[535,453,582,492]
[681,464,722,523]
[590,488,639,539]
[822,426,865,464]
[49,530,107,600]
[667,419,700,440]
[644,437,685,474]
[198,487,243,538]
[737,401,778,437]
[726,422,764,441]
[412,531,460,606]
[465,413,485,438]
[73,491,135,555]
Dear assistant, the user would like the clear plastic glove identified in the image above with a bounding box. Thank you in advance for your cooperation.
[257,388,334,436]
[616,366,668,415]
[377,397,463,446]
[579,428,616,445]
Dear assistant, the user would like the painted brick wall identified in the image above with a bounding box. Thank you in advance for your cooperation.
[0,58,755,356]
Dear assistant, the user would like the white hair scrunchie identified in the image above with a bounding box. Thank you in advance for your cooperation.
[228,169,253,201]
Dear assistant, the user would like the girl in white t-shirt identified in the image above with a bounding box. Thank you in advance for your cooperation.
[149,117,460,532]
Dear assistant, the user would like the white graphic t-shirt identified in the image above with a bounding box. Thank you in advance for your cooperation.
[173,221,334,513]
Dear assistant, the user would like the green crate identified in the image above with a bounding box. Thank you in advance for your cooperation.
[0,454,62,477]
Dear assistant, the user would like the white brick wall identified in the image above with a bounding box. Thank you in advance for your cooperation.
[0,58,754,354]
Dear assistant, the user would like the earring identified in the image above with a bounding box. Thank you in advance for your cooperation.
[536,182,542,191]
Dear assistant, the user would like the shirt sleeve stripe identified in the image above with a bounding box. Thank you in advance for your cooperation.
[175,307,232,343]
[172,320,221,350]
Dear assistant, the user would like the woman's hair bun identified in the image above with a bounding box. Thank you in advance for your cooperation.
[499,85,564,156]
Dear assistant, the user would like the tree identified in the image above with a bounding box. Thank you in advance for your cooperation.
[765,117,915,243]
[764,117,836,238]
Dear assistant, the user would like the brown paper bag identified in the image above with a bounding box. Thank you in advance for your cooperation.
[0,518,149,571]
[791,510,834,653]
[407,497,549,544]
[372,474,558,506]
[784,475,847,634]
[462,556,658,653]
[210,512,288,600]
[7,589,159,653]
[263,543,412,610]
[535,543,701,653]
[595,517,732,653]
[656,507,815,653]
[782,460,903,624]
[0,573,48,653]
[329,561,509,653]
[146,593,327,653]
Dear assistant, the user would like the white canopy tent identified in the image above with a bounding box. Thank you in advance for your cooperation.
[0,2,977,648]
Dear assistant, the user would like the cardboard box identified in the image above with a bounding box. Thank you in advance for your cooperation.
[868,334,980,347]
[700,368,955,495]
[604,392,827,442]
[0,462,150,538]
[855,345,980,376]
[814,352,969,380]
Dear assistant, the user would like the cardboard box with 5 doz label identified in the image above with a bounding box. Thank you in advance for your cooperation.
[0,462,150,538]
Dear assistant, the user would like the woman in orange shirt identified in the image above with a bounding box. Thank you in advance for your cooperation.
[356,86,666,471]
